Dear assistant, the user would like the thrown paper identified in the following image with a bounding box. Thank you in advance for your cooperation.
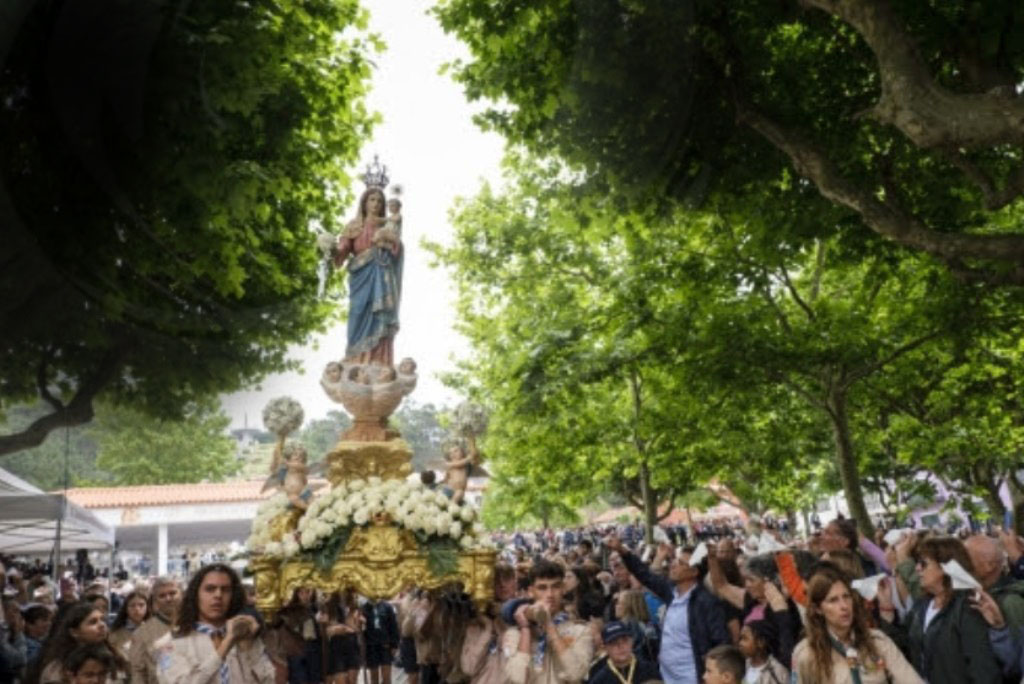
[941,559,981,591]
[851,574,887,600]
[689,542,708,567]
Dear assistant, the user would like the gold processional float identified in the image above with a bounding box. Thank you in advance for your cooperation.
[246,158,495,620]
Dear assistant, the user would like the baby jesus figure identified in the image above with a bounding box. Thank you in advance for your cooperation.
[372,196,402,251]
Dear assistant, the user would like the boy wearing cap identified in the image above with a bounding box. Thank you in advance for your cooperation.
[502,559,594,684]
[586,621,661,684]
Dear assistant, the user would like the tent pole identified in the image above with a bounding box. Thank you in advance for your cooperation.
[53,425,70,583]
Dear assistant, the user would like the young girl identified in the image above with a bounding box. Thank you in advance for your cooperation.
[736,619,788,684]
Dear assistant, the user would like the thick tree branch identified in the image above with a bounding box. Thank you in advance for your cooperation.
[735,103,1024,280]
[844,330,942,387]
[801,0,1024,150]
[780,267,815,321]
[0,346,127,457]
[36,349,63,413]
[656,488,679,522]
[941,150,1024,211]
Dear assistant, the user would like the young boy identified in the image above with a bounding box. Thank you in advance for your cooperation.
[502,559,594,684]
[586,621,661,684]
[703,645,745,684]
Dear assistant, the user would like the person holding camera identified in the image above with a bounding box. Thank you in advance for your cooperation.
[501,559,594,684]
[154,563,274,684]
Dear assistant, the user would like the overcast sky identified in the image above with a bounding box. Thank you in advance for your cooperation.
[220,0,504,430]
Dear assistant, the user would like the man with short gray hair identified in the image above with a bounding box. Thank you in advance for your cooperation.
[965,535,1024,658]
[130,577,181,684]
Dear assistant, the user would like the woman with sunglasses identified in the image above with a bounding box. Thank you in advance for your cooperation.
[906,537,1001,683]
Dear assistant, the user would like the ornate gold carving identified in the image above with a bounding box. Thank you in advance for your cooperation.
[326,440,413,484]
[250,556,282,621]
[266,507,303,542]
[251,525,496,618]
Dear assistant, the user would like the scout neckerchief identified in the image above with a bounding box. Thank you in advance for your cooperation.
[532,612,569,668]
[829,633,863,684]
[194,623,229,684]
[829,631,889,683]
[607,656,636,684]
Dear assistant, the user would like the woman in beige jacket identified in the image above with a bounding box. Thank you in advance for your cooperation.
[791,566,922,684]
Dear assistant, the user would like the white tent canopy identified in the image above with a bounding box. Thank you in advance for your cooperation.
[0,469,114,553]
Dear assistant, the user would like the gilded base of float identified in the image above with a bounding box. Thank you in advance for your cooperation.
[252,525,496,619]
[251,439,494,619]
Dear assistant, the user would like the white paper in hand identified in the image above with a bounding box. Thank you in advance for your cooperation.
[883,528,911,547]
[652,526,671,544]
[689,542,708,567]
[757,533,785,554]
[851,574,886,601]
[941,559,982,591]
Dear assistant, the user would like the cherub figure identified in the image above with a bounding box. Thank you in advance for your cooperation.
[348,365,372,385]
[263,442,318,510]
[398,357,417,376]
[441,436,482,505]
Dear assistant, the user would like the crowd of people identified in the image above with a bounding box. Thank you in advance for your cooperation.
[1,517,1024,684]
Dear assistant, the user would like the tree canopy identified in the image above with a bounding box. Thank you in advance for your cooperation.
[0,0,380,456]
[434,0,1024,284]
[432,149,1024,534]
[3,400,239,488]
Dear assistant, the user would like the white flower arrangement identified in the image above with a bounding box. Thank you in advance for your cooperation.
[281,478,491,559]
[262,397,305,437]
[246,493,292,555]
[453,401,489,437]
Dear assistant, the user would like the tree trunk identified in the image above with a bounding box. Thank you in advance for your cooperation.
[828,387,876,538]
[639,461,658,544]
[786,509,798,538]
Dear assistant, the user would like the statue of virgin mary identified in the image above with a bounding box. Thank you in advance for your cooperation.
[333,159,403,366]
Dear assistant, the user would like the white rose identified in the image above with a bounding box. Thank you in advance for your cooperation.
[460,536,474,549]
[300,530,317,547]
[264,541,283,556]
[336,512,350,526]
[450,522,463,538]
[460,507,475,522]
[349,479,366,491]
[368,476,382,487]
[472,522,485,536]
[282,538,300,556]
[434,492,448,507]
[353,508,369,525]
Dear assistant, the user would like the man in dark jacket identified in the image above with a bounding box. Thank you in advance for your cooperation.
[362,598,400,684]
[605,535,728,684]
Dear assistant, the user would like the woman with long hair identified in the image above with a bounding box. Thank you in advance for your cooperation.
[613,589,659,662]
[107,591,149,660]
[323,589,363,684]
[792,566,921,683]
[906,537,1001,683]
[33,601,126,683]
